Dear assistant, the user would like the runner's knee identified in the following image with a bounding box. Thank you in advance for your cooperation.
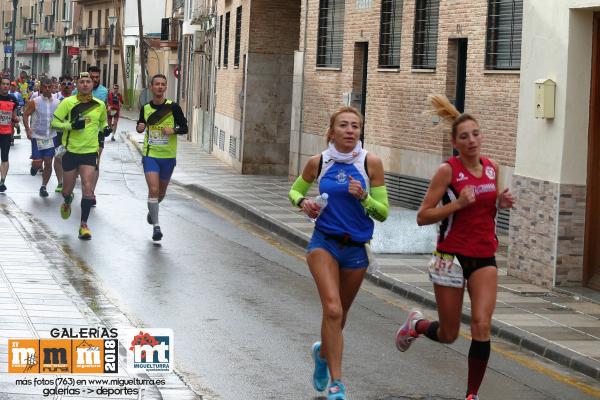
[323,299,343,323]
[470,317,491,338]
[438,324,460,343]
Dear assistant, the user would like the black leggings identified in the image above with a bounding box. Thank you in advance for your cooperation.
[0,135,10,162]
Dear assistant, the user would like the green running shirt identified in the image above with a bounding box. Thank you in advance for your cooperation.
[51,95,108,154]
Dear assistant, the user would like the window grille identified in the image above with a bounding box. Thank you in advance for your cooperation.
[234,6,242,67]
[218,15,222,68]
[229,136,237,158]
[316,0,345,68]
[379,0,403,68]
[485,0,522,70]
[412,0,439,69]
[219,130,225,151]
[223,12,230,67]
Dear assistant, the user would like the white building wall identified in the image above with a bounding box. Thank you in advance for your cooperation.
[515,1,600,184]
[48,54,62,78]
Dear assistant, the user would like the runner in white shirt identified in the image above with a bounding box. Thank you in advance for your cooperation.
[23,78,61,197]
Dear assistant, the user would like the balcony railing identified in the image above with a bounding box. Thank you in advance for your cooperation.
[161,18,179,42]
[79,27,110,49]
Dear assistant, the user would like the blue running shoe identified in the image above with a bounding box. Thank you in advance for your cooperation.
[312,342,329,392]
[327,380,346,400]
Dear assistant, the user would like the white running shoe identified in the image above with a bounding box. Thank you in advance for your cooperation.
[395,309,423,352]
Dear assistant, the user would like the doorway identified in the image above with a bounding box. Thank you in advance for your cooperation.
[455,38,468,113]
[353,42,368,143]
[584,13,600,290]
[445,38,468,157]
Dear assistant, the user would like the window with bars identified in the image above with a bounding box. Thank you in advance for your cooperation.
[234,6,242,67]
[412,0,439,69]
[218,15,222,68]
[379,0,403,68]
[224,12,230,67]
[316,0,345,68]
[485,0,522,70]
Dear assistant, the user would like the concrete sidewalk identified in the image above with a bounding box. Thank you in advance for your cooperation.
[123,117,600,382]
[0,200,203,399]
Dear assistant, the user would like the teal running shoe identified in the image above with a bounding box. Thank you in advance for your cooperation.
[312,342,329,392]
[327,380,346,400]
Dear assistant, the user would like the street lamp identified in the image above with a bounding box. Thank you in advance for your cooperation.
[31,22,39,76]
[107,15,117,89]
[3,26,11,74]
[10,0,18,80]
[62,19,71,76]
[37,0,44,76]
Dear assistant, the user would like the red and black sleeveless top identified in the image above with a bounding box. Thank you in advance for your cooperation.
[0,94,18,135]
[436,156,498,258]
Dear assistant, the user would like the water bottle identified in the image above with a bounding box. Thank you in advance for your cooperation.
[309,193,329,223]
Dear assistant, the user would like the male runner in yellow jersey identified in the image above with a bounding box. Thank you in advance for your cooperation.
[51,72,111,239]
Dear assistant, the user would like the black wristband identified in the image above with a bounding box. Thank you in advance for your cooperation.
[297,197,306,208]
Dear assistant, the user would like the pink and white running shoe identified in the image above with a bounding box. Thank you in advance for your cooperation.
[395,309,423,352]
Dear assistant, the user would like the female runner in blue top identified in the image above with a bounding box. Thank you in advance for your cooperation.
[289,106,389,400]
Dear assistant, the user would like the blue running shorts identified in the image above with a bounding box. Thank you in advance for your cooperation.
[307,229,369,269]
[142,156,177,181]
[31,136,59,159]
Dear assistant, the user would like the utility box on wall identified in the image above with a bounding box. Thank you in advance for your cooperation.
[535,79,556,119]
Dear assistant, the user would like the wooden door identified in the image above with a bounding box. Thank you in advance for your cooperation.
[584,13,600,289]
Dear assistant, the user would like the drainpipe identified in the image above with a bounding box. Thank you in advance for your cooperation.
[238,0,251,167]
[208,0,217,154]
[296,0,309,177]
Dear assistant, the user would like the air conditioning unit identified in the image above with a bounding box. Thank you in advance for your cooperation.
[193,30,205,53]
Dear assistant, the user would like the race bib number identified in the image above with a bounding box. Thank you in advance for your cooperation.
[148,126,168,145]
[109,109,118,116]
[37,138,54,150]
[0,110,12,125]
[428,251,465,288]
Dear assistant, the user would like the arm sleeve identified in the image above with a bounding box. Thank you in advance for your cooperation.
[172,103,189,135]
[99,104,108,130]
[137,107,145,125]
[360,185,389,222]
[289,176,312,207]
[51,102,72,130]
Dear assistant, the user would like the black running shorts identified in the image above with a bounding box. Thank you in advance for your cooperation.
[62,152,98,172]
[0,134,11,162]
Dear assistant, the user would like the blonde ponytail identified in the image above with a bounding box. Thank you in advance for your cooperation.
[429,94,478,138]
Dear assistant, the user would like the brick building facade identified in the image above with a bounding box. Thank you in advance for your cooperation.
[212,0,300,174]
[291,0,521,194]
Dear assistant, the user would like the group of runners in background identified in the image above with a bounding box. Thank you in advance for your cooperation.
[0,68,187,242]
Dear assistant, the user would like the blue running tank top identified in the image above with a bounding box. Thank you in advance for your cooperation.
[315,148,374,243]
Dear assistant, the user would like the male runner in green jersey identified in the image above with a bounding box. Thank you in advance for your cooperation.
[51,72,111,240]
[136,74,188,241]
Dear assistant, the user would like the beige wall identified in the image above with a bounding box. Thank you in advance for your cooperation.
[215,0,249,121]
[514,1,600,184]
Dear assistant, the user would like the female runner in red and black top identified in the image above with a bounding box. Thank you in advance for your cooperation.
[394,95,514,400]
[0,77,20,192]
